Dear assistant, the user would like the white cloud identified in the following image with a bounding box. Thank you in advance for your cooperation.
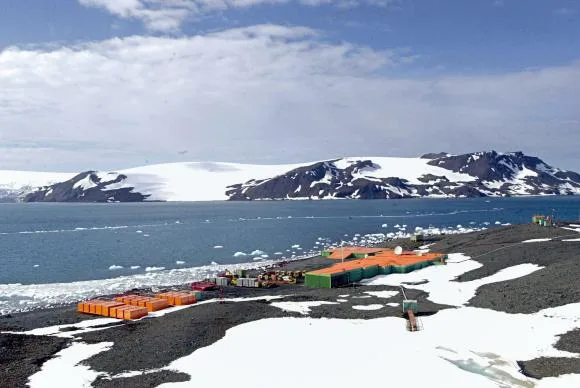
[79,0,398,31]
[0,25,579,171]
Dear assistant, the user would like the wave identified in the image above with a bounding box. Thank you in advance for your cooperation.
[227,208,504,222]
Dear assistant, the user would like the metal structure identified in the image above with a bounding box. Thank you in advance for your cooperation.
[400,286,423,332]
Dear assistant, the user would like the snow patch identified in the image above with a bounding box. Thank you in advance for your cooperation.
[270,301,337,315]
[364,290,398,299]
[352,304,383,311]
[28,341,112,388]
[523,238,552,243]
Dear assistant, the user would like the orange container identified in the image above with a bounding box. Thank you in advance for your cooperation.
[109,305,124,318]
[145,299,169,312]
[123,306,148,320]
[101,302,124,317]
[116,305,132,319]
[77,302,86,312]
[114,296,125,303]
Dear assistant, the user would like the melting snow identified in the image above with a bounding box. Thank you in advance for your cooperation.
[362,253,543,306]
[352,304,383,311]
[523,238,552,243]
[28,342,113,388]
[155,300,580,388]
[270,301,337,315]
[364,291,398,299]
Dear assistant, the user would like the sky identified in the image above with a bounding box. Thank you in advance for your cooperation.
[0,0,579,172]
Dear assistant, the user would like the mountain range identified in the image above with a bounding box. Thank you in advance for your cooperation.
[1,151,579,202]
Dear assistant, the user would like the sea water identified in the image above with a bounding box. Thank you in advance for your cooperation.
[1,197,579,313]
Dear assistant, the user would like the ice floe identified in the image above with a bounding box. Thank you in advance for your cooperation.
[108,265,123,270]
[145,267,166,272]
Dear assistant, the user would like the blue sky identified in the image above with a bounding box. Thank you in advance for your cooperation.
[0,0,579,171]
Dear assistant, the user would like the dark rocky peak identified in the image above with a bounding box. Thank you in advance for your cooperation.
[342,160,379,175]
[420,152,450,159]
[427,151,553,182]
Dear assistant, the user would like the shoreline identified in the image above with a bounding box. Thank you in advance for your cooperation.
[1,223,580,387]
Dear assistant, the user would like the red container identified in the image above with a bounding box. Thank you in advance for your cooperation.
[191,281,216,291]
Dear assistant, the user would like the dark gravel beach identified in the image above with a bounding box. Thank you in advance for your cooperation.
[1,223,579,387]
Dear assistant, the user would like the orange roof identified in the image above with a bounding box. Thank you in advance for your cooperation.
[325,247,385,259]
[309,250,444,275]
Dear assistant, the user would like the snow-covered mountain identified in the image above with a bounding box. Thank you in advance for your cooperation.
[5,151,580,202]
[0,170,75,202]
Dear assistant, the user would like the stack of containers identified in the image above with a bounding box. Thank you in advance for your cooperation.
[77,299,148,320]
[155,291,196,306]
[213,277,230,287]
[114,295,170,312]
[237,278,259,287]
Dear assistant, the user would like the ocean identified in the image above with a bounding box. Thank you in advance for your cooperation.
[1,196,579,314]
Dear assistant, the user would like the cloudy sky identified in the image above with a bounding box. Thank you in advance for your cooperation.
[0,0,579,172]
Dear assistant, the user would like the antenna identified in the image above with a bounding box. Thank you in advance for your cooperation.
[394,246,403,255]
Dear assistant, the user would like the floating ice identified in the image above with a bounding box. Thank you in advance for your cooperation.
[250,250,265,256]
[211,261,219,266]
[145,267,165,272]
[233,252,247,257]
[495,221,501,225]
[108,265,123,270]
[33,265,40,268]
[214,246,223,249]
[291,244,300,248]
[253,257,265,261]
[136,230,143,234]
[382,224,388,228]
[130,266,141,270]
[176,261,185,265]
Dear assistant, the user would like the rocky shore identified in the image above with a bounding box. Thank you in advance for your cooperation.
[1,223,579,387]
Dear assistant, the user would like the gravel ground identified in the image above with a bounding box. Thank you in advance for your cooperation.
[0,334,70,387]
[94,371,191,388]
[1,224,579,387]
[518,358,580,379]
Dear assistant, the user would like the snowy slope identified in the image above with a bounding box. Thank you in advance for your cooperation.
[118,162,306,201]
[10,151,580,202]
[0,171,75,201]
[334,157,476,184]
